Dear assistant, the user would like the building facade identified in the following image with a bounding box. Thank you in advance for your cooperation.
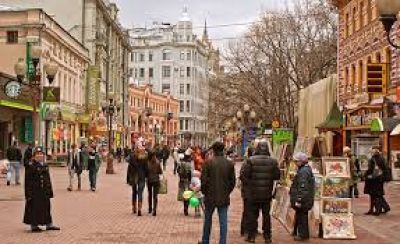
[129,85,179,147]
[1,0,132,149]
[129,8,219,147]
[0,8,90,157]
[330,0,400,171]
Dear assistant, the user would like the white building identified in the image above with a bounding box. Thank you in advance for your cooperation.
[129,8,220,146]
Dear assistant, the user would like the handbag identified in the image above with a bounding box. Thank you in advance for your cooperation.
[159,175,168,194]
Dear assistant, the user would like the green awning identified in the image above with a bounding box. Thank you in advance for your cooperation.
[77,113,91,124]
[371,118,400,132]
[316,102,342,130]
[61,111,76,122]
[0,99,34,111]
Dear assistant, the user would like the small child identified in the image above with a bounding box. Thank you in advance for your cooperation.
[0,159,11,186]
[190,170,203,217]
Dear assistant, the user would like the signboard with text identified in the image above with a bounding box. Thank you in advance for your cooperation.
[43,87,60,103]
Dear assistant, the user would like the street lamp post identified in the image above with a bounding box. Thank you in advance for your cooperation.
[14,45,59,148]
[377,0,400,49]
[102,93,121,174]
[236,104,257,157]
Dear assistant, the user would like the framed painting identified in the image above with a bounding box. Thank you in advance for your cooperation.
[284,161,297,187]
[321,198,352,214]
[278,191,291,227]
[272,186,286,219]
[390,151,400,181]
[314,175,323,200]
[309,160,322,175]
[322,214,356,239]
[285,207,296,233]
[322,157,350,178]
[310,205,321,238]
[322,177,350,198]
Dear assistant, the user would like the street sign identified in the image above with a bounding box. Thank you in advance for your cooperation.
[43,87,60,103]
[272,119,280,128]
[367,63,388,94]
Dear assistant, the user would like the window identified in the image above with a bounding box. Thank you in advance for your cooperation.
[131,52,134,62]
[149,68,154,78]
[345,13,350,37]
[162,84,170,93]
[140,68,145,78]
[186,35,191,42]
[180,119,184,131]
[185,119,189,130]
[162,66,171,78]
[187,67,191,77]
[351,64,356,93]
[134,68,138,78]
[358,60,363,92]
[180,67,185,77]
[162,49,171,60]
[149,52,153,62]
[352,7,357,32]
[180,52,185,60]
[186,100,190,112]
[187,51,191,61]
[359,1,364,28]
[186,84,190,95]
[180,84,184,95]
[7,31,18,43]
[180,100,184,113]
[344,67,349,94]
[139,53,145,62]
[375,52,381,63]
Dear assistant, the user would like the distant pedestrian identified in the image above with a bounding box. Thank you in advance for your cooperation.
[241,140,280,244]
[147,150,163,216]
[364,146,391,216]
[199,142,236,244]
[161,143,170,171]
[177,148,194,216]
[289,152,315,242]
[87,143,101,192]
[6,141,22,185]
[67,144,83,191]
[127,142,149,216]
[172,145,180,175]
[23,147,60,232]
[23,143,34,167]
[343,147,361,198]
[239,158,251,237]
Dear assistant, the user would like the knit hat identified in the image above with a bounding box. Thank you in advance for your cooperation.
[293,152,308,163]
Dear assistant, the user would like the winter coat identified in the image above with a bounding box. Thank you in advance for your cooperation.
[86,150,101,172]
[241,155,280,203]
[201,156,236,208]
[6,146,22,161]
[239,161,251,200]
[364,155,387,196]
[23,146,33,166]
[127,149,149,186]
[147,159,162,184]
[289,164,315,211]
[23,160,54,226]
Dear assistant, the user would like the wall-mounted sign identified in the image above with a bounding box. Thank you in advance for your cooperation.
[43,87,60,103]
[4,80,22,98]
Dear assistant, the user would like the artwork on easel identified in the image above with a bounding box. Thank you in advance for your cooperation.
[321,198,352,214]
[322,157,350,178]
[314,175,323,200]
[322,177,350,198]
[309,160,322,175]
[284,161,297,187]
[322,214,356,239]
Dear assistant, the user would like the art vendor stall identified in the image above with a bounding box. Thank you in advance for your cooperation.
[272,136,357,240]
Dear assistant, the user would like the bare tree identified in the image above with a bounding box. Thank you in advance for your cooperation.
[208,0,337,137]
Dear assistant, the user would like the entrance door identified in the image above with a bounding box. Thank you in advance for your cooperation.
[0,122,8,159]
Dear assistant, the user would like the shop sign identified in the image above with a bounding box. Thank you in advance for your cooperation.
[87,66,100,111]
[43,87,60,103]
[272,119,280,129]
[272,128,294,150]
[4,80,22,98]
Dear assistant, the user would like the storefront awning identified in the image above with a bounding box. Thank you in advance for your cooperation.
[77,113,91,124]
[371,118,400,132]
[0,99,34,111]
[316,102,342,131]
[61,111,76,122]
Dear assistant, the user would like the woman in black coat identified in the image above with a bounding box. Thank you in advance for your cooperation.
[364,147,390,215]
[147,150,163,216]
[127,145,149,216]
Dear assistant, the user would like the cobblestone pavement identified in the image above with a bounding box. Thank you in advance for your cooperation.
[0,160,399,244]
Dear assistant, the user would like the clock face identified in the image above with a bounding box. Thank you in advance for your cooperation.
[4,81,22,98]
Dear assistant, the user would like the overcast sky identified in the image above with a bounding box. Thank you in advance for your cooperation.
[112,0,287,49]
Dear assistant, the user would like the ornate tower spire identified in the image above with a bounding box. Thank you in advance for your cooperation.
[203,19,209,42]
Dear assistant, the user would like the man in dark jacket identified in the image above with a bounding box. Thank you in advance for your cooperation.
[23,143,34,167]
[67,144,83,191]
[241,141,280,243]
[199,142,236,244]
[289,152,315,241]
[6,141,22,185]
[161,144,170,171]
[23,147,60,232]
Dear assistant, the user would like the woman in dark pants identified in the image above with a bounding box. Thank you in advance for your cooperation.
[364,146,390,215]
[147,150,163,216]
[127,143,149,216]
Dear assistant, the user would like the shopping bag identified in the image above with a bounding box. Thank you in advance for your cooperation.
[159,175,168,194]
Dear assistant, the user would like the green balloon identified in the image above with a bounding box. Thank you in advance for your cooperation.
[189,197,200,208]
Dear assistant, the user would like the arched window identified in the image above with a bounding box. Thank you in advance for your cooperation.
[351,64,356,93]
[358,60,363,92]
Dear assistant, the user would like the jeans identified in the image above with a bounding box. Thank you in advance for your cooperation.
[132,180,145,202]
[68,168,81,189]
[293,209,310,239]
[162,159,167,171]
[147,181,160,212]
[9,161,20,184]
[201,205,228,244]
[88,167,97,189]
[248,201,272,239]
